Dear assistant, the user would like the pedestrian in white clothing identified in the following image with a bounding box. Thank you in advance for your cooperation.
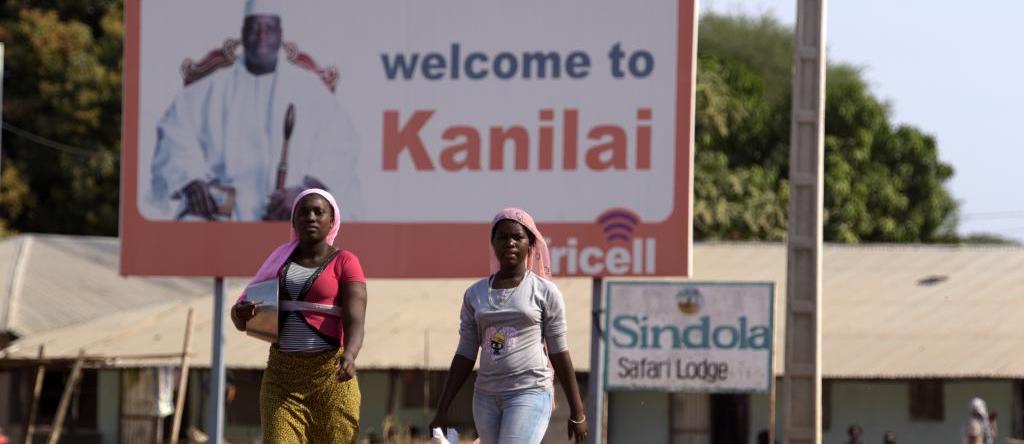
[964,397,994,444]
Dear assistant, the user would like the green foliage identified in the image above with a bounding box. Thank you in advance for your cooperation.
[957,233,1020,245]
[0,1,123,235]
[698,14,793,107]
[693,55,788,240]
[694,12,958,243]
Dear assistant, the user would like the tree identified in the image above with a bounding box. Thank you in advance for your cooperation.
[0,1,123,235]
[694,13,958,243]
[693,54,788,240]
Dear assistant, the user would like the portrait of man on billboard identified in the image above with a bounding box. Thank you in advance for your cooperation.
[148,0,361,221]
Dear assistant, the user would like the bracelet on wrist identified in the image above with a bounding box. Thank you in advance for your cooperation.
[569,414,586,424]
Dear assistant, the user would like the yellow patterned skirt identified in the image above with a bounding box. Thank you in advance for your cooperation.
[260,346,360,443]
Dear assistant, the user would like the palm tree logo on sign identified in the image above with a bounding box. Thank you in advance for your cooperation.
[676,287,703,315]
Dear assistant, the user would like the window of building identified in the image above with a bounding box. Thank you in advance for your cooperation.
[823,379,832,431]
[9,367,98,428]
[909,379,944,421]
[401,370,445,408]
[225,369,262,426]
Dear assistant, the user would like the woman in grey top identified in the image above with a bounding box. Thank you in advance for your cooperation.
[431,208,587,443]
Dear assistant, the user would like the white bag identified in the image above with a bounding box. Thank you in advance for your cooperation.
[430,427,459,444]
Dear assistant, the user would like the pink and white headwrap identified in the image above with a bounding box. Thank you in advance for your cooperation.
[489,208,552,279]
[238,188,341,301]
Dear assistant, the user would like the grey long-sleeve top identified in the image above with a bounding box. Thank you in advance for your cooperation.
[455,271,569,394]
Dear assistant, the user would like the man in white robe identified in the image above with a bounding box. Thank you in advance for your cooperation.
[150,0,361,221]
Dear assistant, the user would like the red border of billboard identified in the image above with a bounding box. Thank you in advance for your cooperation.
[119,0,696,278]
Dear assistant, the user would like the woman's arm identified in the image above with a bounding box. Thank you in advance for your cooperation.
[431,290,480,428]
[337,281,367,381]
[430,354,475,429]
[550,351,588,442]
[542,283,587,441]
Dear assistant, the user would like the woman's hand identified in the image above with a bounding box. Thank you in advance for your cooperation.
[430,355,475,435]
[568,415,588,443]
[230,300,257,331]
[336,353,357,382]
[549,351,588,443]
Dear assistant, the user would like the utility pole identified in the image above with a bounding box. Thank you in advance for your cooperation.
[783,0,827,443]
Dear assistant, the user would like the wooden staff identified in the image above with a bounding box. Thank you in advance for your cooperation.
[276,103,296,190]
[169,308,195,444]
[22,346,45,444]
[47,349,85,444]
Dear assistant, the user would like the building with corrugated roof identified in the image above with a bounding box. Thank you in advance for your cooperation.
[1,235,1023,443]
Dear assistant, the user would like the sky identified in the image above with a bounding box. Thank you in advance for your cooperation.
[701,0,1024,242]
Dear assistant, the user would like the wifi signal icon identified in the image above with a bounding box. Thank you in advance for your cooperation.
[597,208,640,243]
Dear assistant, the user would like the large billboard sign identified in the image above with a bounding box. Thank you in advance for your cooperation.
[120,0,696,277]
[605,281,774,393]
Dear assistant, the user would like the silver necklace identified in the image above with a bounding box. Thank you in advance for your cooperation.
[489,286,515,306]
[488,272,527,307]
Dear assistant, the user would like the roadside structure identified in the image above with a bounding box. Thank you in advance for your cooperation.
[2,236,1023,443]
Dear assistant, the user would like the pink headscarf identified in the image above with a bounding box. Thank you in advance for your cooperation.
[238,188,341,301]
[489,208,552,279]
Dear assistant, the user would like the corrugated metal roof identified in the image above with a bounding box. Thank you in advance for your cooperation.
[3,237,1024,379]
[0,234,227,338]
[0,236,23,332]
[693,242,1024,379]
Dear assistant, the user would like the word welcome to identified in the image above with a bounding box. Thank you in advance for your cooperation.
[381,42,654,81]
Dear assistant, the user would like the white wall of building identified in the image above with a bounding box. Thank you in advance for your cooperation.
[749,379,1014,444]
[97,369,119,444]
[607,391,671,443]
[600,379,1015,443]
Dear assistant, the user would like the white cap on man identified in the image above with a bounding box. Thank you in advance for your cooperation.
[245,0,282,17]
[971,397,988,416]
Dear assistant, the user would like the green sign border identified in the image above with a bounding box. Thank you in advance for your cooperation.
[603,280,775,394]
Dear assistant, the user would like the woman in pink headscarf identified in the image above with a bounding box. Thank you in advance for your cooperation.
[230,188,367,443]
[431,208,588,443]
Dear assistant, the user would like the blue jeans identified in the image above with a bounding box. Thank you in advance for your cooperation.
[473,387,553,444]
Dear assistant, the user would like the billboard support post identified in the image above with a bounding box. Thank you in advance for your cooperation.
[208,277,226,444]
[586,277,604,444]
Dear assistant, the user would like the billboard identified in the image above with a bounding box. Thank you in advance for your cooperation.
[120,0,696,277]
[604,281,774,393]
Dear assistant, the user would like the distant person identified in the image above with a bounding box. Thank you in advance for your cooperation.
[757,429,778,444]
[989,411,999,442]
[150,0,361,221]
[231,189,367,442]
[963,397,994,444]
[846,424,865,444]
[430,208,588,443]
[882,431,897,444]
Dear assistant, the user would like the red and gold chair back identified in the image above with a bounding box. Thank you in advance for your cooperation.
[180,39,338,93]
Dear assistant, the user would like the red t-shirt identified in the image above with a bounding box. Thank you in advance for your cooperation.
[290,249,365,344]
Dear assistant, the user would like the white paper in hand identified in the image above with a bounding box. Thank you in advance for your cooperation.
[430,427,459,444]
